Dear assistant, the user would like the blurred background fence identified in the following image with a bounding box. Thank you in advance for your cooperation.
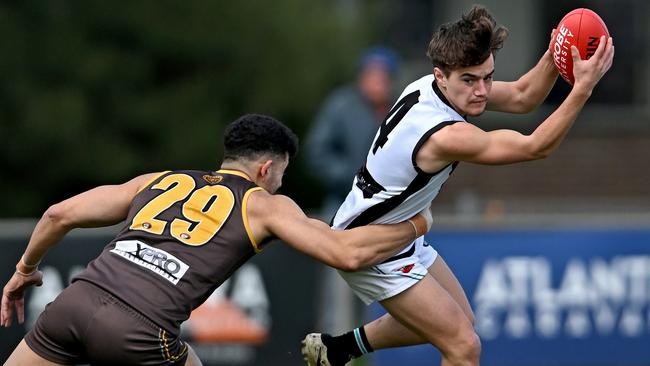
[1,0,648,365]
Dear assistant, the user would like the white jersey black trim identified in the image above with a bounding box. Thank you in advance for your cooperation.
[373,90,421,154]
[346,168,436,229]
[333,74,467,263]
[355,165,386,199]
[410,121,460,170]
[431,79,458,113]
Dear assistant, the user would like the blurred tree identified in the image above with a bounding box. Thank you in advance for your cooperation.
[0,0,384,217]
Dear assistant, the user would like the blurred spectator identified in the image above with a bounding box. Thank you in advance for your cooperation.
[306,47,399,218]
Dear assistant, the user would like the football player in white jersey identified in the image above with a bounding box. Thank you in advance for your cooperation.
[302,5,614,366]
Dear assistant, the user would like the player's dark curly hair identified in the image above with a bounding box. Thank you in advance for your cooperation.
[223,114,298,161]
[427,5,509,74]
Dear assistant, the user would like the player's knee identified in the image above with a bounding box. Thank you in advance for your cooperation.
[446,329,481,366]
[465,332,481,363]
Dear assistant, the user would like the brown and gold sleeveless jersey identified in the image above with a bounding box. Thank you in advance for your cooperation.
[75,169,268,333]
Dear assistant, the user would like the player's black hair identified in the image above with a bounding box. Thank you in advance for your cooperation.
[427,5,509,74]
[223,114,299,161]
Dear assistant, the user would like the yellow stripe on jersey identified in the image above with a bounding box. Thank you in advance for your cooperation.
[136,171,171,194]
[216,169,252,181]
[242,187,264,253]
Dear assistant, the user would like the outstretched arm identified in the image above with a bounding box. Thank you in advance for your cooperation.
[247,191,431,272]
[487,31,559,114]
[1,172,160,327]
[19,173,160,265]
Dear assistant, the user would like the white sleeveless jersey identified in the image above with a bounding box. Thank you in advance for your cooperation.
[332,74,465,232]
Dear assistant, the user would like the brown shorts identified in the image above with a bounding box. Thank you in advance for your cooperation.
[25,280,188,366]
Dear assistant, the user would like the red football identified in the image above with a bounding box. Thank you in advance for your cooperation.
[550,8,610,85]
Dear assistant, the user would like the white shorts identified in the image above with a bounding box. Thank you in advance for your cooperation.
[338,237,438,305]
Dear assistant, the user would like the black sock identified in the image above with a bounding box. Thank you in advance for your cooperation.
[322,327,374,366]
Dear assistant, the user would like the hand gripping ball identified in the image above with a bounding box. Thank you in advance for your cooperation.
[551,8,609,85]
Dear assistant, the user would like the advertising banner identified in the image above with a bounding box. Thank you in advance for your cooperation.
[370,229,650,366]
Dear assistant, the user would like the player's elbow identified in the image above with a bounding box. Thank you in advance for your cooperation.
[512,82,544,114]
[525,145,551,160]
[531,144,554,160]
[324,234,366,271]
[333,254,363,272]
[515,92,543,114]
[330,246,364,272]
[345,256,364,272]
[44,203,74,230]
[508,97,535,114]
[522,138,552,161]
